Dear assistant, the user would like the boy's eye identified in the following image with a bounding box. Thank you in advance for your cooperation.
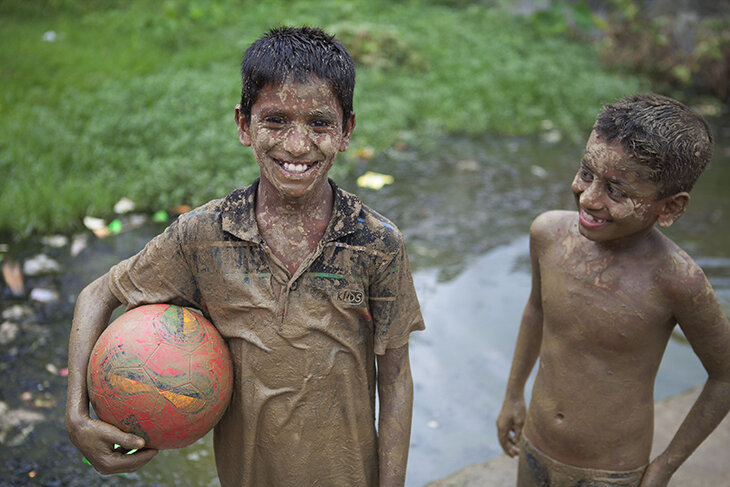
[579,168,593,181]
[311,119,333,130]
[263,116,286,126]
[607,184,626,199]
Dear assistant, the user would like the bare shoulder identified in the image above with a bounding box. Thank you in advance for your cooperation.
[652,231,712,304]
[530,210,576,245]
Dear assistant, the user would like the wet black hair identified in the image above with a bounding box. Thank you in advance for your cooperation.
[239,26,355,130]
[594,93,714,198]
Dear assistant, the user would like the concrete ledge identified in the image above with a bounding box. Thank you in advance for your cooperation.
[427,387,729,487]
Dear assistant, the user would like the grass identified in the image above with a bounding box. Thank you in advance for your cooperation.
[0,0,645,237]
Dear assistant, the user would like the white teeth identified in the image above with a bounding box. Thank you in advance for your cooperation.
[583,210,606,224]
[282,162,309,173]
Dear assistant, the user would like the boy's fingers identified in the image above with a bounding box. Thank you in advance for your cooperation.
[122,447,159,466]
[497,429,512,453]
[117,433,146,451]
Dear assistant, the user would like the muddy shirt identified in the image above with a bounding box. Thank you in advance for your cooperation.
[108,179,425,487]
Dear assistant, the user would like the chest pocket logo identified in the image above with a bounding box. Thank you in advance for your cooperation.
[338,289,365,306]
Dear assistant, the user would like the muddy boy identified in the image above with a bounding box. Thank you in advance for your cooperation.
[497,93,730,487]
[66,26,424,487]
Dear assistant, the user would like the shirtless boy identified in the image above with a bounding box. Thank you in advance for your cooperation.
[497,93,730,487]
[66,26,424,487]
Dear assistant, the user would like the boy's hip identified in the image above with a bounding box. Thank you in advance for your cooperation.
[517,434,646,487]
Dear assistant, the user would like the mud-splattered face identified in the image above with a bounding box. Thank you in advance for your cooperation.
[236,77,355,201]
[571,130,666,244]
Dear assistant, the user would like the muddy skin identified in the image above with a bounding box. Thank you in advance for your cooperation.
[497,129,730,487]
[236,78,355,279]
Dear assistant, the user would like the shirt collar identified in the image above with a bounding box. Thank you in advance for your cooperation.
[220,178,362,243]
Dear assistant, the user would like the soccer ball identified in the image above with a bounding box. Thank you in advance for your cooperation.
[87,304,233,450]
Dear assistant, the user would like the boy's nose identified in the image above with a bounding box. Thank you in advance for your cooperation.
[579,181,603,208]
[282,123,312,156]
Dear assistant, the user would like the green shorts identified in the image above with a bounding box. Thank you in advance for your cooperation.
[517,436,646,487]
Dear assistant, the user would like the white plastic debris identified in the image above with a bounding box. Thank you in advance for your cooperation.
[71,233,89,257]
[29,288,60,303]
[114,197,136,214]
[23,254,61,276]
[41,235,69,248]
[82,216,106,231]
[0,322,19,345]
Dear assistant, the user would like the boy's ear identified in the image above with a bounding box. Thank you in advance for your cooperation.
[339,112,356,152]
[657,192,690,228]
[235,105,252,146]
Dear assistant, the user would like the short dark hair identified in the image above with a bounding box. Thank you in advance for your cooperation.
[239,26,355,129]
[594,93,714,198]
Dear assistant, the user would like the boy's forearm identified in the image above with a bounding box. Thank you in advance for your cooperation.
[377,344,413,487]
[66,274,121,426]
[655,378,730,474]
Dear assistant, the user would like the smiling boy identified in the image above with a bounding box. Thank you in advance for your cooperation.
[66,26,424,487]
[497,93,730,487]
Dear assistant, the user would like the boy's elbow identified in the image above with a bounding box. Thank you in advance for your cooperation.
[78,274,120,309]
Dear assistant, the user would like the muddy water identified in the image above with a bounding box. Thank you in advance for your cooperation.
[0,118,728,486]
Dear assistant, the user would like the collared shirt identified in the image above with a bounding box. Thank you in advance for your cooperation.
[108,179,424,487]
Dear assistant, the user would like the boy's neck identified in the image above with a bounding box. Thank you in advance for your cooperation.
[584,225,660,255]
[255,177,334,222]
[254,178,334,277]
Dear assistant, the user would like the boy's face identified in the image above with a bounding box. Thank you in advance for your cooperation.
[236,77,355,201]
[571,130,669,244]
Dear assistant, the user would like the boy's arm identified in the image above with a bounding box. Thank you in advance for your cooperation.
[65,274,158,474]
[642,263,730,487]
[496,216,547,457]
[377,342,413,487]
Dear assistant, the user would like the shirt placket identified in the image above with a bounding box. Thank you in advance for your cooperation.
[260,240,327,325]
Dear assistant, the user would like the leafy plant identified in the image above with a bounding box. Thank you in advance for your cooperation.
[597,0,730,102]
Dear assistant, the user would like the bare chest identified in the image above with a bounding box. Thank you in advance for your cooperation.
[540,246,674,351]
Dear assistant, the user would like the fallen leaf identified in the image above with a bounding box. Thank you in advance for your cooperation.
[355,147,375,160]
[356,171,394,190]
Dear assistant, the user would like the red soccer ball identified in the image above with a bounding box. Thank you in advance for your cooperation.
[87,304,233,449]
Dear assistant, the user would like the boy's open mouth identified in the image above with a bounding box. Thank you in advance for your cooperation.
[580,208,609,227]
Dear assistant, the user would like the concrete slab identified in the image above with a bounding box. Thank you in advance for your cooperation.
[427,387,730,487]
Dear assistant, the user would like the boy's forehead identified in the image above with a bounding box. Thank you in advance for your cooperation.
[585,130,627,165]
[257,77,340,111]
[584,130,657,184]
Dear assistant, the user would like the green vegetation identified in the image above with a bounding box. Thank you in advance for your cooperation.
[0,0,649,236]
[597,0,730,103]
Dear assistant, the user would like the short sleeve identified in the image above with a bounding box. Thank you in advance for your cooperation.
[370,241,425,355]
[108,218,201,310]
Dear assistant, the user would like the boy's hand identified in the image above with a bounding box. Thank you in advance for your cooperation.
[638,458,673,487]
[496,398,526,457]
[66,415,158,475]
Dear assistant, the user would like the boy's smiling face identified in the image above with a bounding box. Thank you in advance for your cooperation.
[236,77,355,201]
[571,130,674,245]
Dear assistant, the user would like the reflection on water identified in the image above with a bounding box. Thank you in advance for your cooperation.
[0,119,727,486]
